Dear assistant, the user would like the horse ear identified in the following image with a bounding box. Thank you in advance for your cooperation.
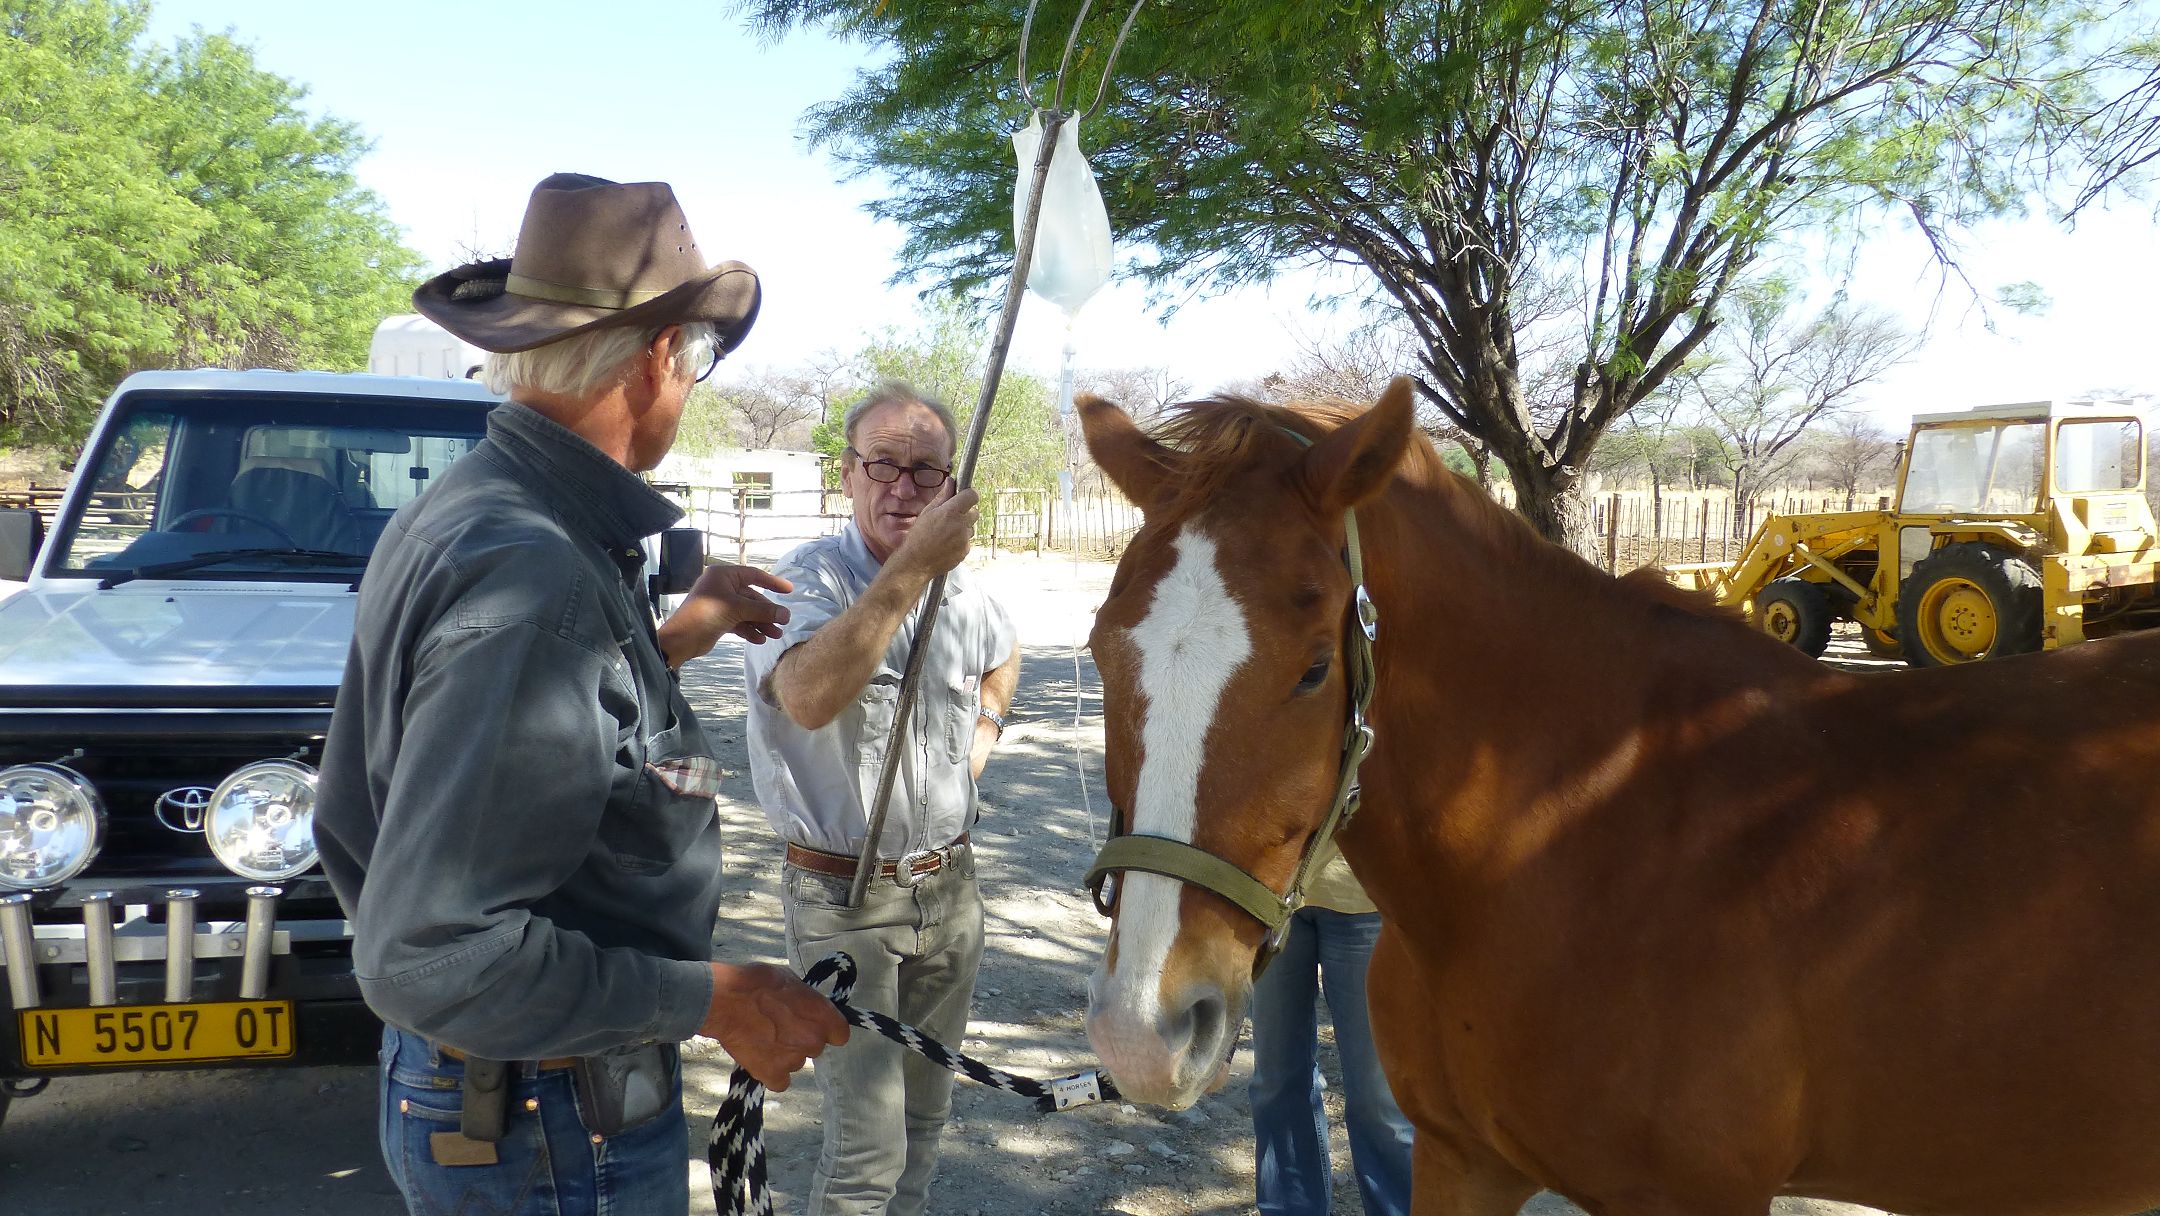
[1298,376,1416,513]
[1078,393,1177,510]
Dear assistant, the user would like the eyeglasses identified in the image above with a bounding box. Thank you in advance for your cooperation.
[847,448,953,489]
[655,336,724,384]
[692,343,722,384]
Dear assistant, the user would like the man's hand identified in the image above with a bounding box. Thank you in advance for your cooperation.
[657,564,793,669]
[699,962,850,1091]
[890,488,980,580]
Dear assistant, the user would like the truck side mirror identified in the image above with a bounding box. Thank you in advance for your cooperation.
[0,507,44,582]
[653,526,705,597]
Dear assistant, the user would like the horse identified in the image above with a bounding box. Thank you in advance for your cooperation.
[1075,376,2160,1216]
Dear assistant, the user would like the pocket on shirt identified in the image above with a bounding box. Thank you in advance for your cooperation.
[604,723,721,874]
[856,678,899,776]
[944,678,976,765]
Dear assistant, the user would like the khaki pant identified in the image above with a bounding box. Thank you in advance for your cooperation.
[781,845,984,1216]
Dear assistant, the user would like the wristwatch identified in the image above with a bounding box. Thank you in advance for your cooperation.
[978,708,1006,736]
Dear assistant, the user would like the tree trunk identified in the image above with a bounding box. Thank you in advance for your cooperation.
[1501,454,1596,557]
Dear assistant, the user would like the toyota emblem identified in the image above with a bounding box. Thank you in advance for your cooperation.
[155,786,214,833]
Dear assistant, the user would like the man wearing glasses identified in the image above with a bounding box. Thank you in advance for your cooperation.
[743,382,1020,1216]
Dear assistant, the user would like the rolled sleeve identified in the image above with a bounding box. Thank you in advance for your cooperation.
[746,552,848,707]
[980,594,1017,673]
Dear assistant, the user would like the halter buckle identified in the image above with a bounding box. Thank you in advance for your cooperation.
[1354,584,1378,642]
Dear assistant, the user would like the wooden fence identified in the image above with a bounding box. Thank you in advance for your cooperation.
[1589,487,1892,573]
[668,483,1138,563]
[0,486,156,533]
[11,476,1886,579]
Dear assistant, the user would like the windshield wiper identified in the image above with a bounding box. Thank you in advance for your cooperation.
[98,548,368,590]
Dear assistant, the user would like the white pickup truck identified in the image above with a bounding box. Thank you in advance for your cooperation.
[0,369,701,1128]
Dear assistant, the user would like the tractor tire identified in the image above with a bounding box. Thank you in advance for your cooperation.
[1754,577,1833,657]
[1896,542,2042,668]
[1860,624,1905,659]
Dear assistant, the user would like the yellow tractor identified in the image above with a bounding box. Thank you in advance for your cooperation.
[1663,399,2160,666]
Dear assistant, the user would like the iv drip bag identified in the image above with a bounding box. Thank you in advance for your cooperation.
[1013,114,1113,316]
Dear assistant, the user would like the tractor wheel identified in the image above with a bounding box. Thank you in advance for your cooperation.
[1754,577,1833,657]
[1860,624,1905,659]
[1896,542,2042,668]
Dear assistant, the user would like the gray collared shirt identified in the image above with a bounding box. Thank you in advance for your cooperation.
[743,524,1016,857]
[317,402,719,1060]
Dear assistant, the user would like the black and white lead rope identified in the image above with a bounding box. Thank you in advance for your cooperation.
[706,952,1123,1216]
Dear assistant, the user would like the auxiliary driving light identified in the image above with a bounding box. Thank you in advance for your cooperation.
[0,763,106,890]
[206,759,320,881]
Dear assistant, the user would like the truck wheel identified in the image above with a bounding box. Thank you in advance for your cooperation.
[1754,577,1833,657]
[1897,542,2042,667]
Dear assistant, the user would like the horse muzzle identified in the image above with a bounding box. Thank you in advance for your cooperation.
[1084,963,1244,1109]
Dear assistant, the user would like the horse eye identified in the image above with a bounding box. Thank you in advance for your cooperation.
[1295,660,1330,692]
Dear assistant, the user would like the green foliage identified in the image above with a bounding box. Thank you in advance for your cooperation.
[743,0,2143,541]
[672,384,734,458]
[1436,444,1477,478]
[0,0,420,450]
[809,413,848,487]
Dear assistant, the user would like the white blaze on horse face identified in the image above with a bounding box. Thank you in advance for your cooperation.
[1090,526,1252,1093]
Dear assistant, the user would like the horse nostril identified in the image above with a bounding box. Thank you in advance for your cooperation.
[1192,990,1226,1048]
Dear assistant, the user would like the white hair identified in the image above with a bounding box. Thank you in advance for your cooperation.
[843,381,958,458]
[482,321,716,399]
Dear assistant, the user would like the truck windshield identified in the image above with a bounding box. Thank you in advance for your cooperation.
[2053,418,2142,493]
[1902,422,2044,514]
[47,392,492,580]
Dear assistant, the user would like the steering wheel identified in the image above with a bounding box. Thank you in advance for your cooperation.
[166,507,300,548]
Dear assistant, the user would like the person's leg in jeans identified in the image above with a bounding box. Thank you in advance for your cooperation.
[1315,909,1416,1216]
[376,1023,690,1215]
[1249,907,1328,1215]
[783,865,920,1216]
[888,852,986,1216]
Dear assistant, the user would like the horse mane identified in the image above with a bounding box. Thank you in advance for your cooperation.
[1142,394,1341,526]
[1141,393,1744,628]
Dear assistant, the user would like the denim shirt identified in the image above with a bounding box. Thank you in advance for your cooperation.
[742,525,1016,857]
[317,403,719,1060]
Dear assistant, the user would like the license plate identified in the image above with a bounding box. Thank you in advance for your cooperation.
[18,1000,296,1067]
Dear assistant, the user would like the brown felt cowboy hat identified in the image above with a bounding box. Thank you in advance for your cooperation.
[413,172,760,354]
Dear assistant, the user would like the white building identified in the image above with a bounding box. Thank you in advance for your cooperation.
[367,314,487,380]
[654,449,837,562]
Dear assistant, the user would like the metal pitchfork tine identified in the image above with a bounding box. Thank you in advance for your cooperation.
[845,0,1146,908]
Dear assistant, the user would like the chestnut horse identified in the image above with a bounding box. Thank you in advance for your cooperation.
[1077,377,2160,1216]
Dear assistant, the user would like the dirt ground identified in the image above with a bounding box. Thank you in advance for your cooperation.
[671,552,1883,1216]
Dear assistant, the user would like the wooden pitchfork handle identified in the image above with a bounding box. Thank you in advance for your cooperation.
[844,109,1070,910]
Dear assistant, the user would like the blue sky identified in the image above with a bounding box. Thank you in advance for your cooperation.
[143,0,2160,430]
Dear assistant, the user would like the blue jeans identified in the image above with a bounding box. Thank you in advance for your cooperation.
[377,1024,689,1215]
[1248,908,1415,1216]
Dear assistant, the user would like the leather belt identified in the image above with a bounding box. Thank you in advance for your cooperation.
[785,833,970,888]
[439,1042,581,1072]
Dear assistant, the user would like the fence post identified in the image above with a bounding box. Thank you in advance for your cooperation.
[1696,497,1710,563]
[734,488,748,565]
[1604,492,1621,572]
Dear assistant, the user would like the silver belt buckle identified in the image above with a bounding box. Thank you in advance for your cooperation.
[893,848,937,888]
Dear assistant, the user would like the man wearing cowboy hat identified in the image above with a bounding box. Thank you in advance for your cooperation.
[317,173,848,1214]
